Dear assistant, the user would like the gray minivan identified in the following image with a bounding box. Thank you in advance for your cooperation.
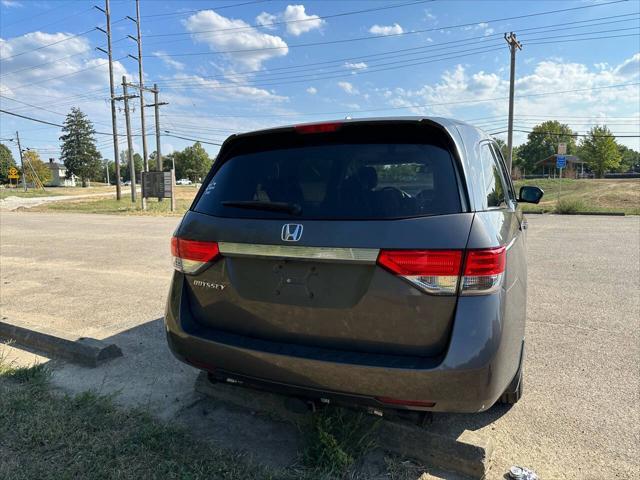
[165,117,543,413]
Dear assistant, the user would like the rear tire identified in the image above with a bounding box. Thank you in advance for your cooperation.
[499,344,524,405]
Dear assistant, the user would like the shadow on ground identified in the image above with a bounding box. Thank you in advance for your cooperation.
[27,316,512,476]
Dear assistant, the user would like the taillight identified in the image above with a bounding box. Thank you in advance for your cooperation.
[171,237,220,274]
[377,247,506,295]
[377,250,463,295]
[460,246,506,295]
[294,121,342,134]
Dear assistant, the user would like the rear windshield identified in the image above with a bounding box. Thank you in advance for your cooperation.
[194,139,461,220]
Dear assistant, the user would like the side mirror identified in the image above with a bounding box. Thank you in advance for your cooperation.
[518,186,544,204]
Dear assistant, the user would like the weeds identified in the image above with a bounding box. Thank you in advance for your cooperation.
[302,407,379,477]
[555,198,587,214]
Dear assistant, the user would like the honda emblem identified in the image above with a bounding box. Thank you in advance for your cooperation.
[281,224,303,242]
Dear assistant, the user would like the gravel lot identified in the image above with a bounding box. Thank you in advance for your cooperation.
[1,211,638,478]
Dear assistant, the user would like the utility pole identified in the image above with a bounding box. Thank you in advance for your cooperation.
[504,32,522,176]
[145,83,168,171]
[127,0,149,173]
[95,0,121,199]
[15,131,27,192]
[117,76,138,202]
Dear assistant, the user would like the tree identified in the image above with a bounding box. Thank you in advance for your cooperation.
[579,126,622,178]
[119,150,143,182]
[0,143,17,183]
[618,145,640,172]
[517,121,576,173]
[22,150,52,186]
[60,107,102,187]
[173,142,211,181]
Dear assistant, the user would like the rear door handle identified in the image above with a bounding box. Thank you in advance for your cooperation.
[520,221,528,231]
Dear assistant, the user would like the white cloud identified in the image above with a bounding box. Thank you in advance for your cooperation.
[369,23,404,36]
[171,73,288,102]
[1,0,22,7]
[183,10,288,71]
[424,9,436,22]
[282,5,324,36]
[614,53,639,78]
[338,81,359,95]
[344,62,368,71]
[463,22,494,36]
[306,86,317,95]
[153,51,185,70]
[382,54,640,148]
[256,11,277,29]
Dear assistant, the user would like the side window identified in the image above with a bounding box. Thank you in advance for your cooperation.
[490,144,516,201]
[480,143,507,209]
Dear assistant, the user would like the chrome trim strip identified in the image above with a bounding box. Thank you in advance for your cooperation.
[218,242,379,263]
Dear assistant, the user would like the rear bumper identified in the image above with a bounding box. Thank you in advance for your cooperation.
[165,273,522,413]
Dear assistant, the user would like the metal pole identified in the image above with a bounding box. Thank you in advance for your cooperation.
[504,32,521,176]
[15,131,27,192]
[134,0,149,173]
[105,0,121,198]
[122,76,136,202]
[153,84,162,171]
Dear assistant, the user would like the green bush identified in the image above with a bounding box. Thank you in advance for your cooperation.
[555,198,586,214]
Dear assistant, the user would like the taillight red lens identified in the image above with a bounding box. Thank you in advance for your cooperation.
[464,247,506,276]
[294,121,342,134]
[377,250,462,276]
[171,237,220,273]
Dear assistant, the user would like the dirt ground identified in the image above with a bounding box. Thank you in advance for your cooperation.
[1,211,638,478]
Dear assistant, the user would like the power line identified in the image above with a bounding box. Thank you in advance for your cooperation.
[147,13,640,85]
[163,131,222,146]
[142,0,269,19]
[150,0,628,56]
[2,28,98,60]
[159,44,505,90]
[0,108,144,137]
[163,82,640,119]
[146,0,434,37]
[7,56,128,91]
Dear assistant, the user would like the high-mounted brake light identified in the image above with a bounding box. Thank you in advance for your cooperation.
[171,237,220,274]
[377,250,462,295]
[460,246,506,295]
[294,121,342,134]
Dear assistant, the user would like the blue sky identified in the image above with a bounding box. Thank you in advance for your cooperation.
[1,0,639,163]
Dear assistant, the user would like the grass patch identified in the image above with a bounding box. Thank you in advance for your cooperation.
[0,357,387,479]
[0,367,284,479]
[515,178,640,215]
[302,407,379,477]
[0,188,60,199]
[31,197,192,216]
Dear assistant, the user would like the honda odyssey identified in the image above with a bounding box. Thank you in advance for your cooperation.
[165,117,543,413]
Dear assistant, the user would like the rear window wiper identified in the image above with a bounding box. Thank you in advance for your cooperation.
[221,200,302,215]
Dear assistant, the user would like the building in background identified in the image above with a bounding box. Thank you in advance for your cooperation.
[46,158,76,187]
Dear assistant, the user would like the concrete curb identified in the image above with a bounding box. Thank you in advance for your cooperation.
[0,320,123,367]
[524,211,626,216]
[195,372,493,479]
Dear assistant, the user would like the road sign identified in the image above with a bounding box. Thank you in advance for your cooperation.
[557,143,567,155]
[142,171,173,198]
[8,167,19,179]
[556,155,566,169]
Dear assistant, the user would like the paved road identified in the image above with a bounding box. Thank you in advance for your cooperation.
[1,211,638,478]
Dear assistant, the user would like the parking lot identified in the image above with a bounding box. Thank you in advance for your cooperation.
[1,211,638,478]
